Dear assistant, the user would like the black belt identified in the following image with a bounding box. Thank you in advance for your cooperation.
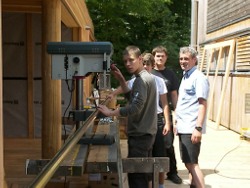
[157,113,163,118]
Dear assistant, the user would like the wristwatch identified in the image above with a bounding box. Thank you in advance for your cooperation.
[195,126,202,132]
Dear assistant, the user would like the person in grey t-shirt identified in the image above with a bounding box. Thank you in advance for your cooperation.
[98,46,157,188]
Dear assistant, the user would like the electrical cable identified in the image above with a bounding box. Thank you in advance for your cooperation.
[62,79,75,144]
[62,79,75,188]
[213,140,250,180]
[63,71,77,143]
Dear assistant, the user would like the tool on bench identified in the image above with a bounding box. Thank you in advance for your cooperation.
[78,133,115,145]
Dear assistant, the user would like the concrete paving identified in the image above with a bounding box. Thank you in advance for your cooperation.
[164,120,250,188]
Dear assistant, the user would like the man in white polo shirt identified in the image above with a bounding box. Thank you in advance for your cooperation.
[175,46,210,188]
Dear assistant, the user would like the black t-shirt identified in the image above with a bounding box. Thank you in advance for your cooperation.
[151,68,179,110]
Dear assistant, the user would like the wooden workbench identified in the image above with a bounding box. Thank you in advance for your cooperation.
[25,118,169,187]
[25,119,122,186]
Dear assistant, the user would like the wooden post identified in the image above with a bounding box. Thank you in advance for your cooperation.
[206,47,223,122]
[0,1,8,187]
[26,14,35,138]
[207,47,223,120]
[42,0,62,158]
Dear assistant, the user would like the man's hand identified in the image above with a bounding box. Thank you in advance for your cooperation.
[98,104,112,116]
[111,64,130,93]
[110,64,126,82]
[162,123,170,135]
[191,129,202,144]
[106,92,115,101]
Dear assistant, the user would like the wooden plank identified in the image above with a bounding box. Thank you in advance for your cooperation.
[4,138,41,186]
[204,40,234,50]
[199,39,236,128]
[0,2,7,186]
[122,157,169,173]
[26,123,95,176]
[238,35,250,41]
[205,49,214,76]
[207,76,214,120]
[220,76,232,128]
[236,62,250,66]
[236,66,250,71]
[232,78,242,131]
[26,14,35,138]
[237,56,250,60]
[25,120,119,177]
[215,40,236,128]
[26,144,89,176]
[237,44,250,48]
[207,47,223,121]
[85,122,119,173]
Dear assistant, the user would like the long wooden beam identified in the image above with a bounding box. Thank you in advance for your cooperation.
[28,100,109,188]
[0,0,8,186]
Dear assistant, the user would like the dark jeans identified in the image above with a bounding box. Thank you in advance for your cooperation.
[164,125,178,176]
[152,113,167,157]
[127,134,155,188]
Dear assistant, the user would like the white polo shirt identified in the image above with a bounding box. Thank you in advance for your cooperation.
[176,66,210,134]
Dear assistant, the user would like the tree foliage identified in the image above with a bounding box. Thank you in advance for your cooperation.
[86,0,191,85]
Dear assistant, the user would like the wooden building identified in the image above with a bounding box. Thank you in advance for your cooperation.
[196,0,250,133]
[2,0,249,187]
[0,0,95,187]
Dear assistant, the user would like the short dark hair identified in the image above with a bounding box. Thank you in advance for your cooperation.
[152,45,168,56]
[123,45,141,58]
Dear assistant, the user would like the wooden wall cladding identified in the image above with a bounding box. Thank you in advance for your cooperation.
[230,77,250,132]
[211,75,222,123]
[208,75,250,133]
[207,0,250,33]
[199,38,250,133]
[220,76,232,128]
[236,35,250,71]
